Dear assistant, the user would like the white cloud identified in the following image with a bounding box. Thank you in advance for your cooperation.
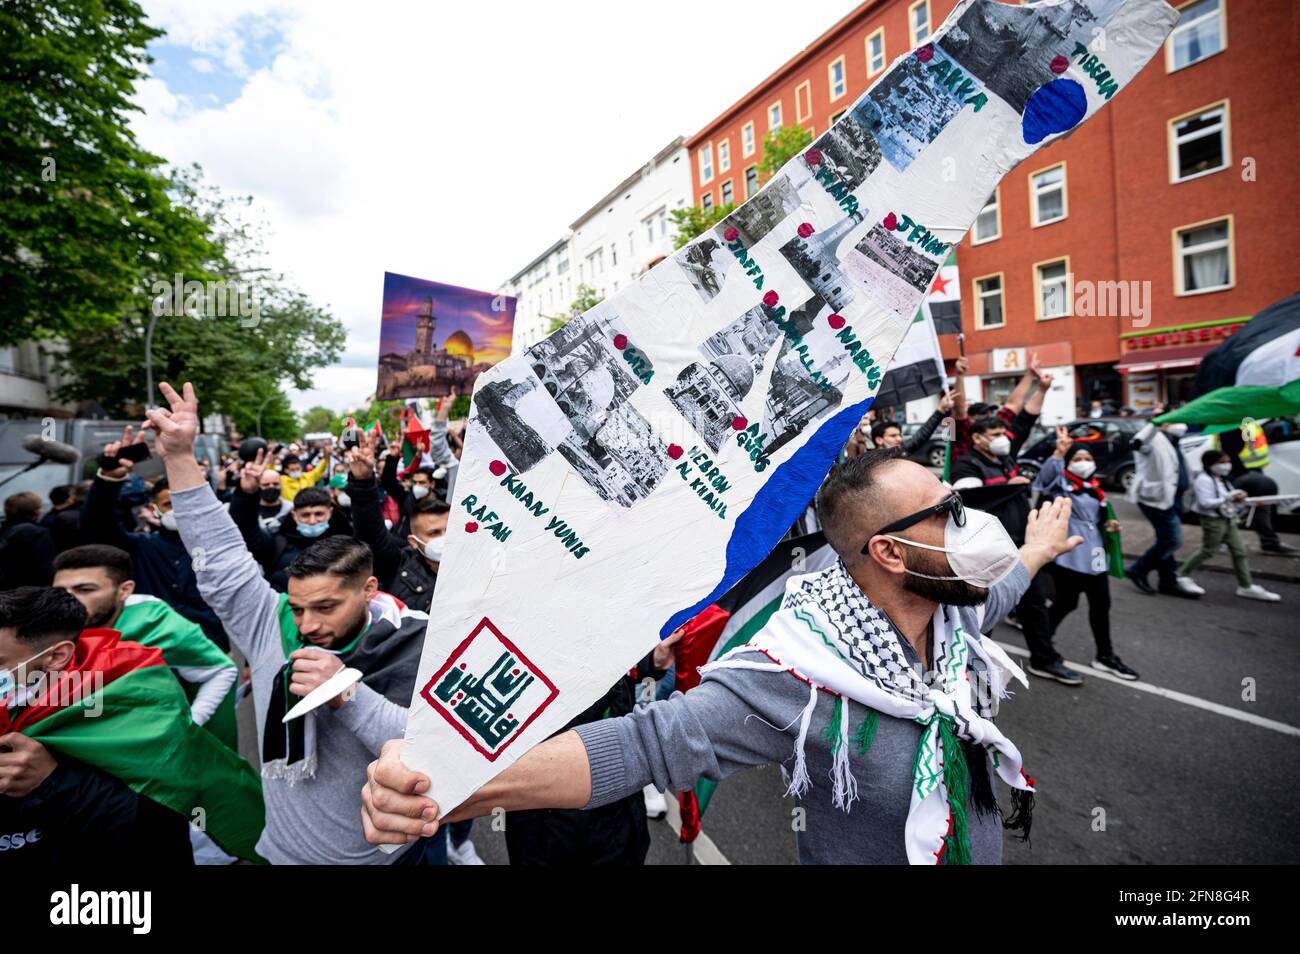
[134,0,851,413]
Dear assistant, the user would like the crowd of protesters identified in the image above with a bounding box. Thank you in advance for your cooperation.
[0,364,1287,865]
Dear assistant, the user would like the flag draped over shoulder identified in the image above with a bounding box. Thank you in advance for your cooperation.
[0,629,265,862]
[115,594,239,750]
[673,532,837,842]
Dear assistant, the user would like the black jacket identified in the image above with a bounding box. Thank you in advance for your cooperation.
[81,477,228,649]
[346,473,438,611]
[0,751,192,865]
[504,651,666,865]
[949,410,1039,544]
[228,488,353,592]
[0,521,54,587]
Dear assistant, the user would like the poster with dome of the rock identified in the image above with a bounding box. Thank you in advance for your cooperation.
[375,272,516,400]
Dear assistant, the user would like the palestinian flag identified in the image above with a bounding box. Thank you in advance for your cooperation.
[115,594,239,751]
[398,404,431,478]
[874,252,960,410]
[673,531,837,843]
[1,629,264,861]
[1194,291,1300,395]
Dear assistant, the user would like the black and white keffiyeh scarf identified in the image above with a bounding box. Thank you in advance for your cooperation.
[702,559,1036,864]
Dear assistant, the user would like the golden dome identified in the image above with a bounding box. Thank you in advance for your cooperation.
[443,330,474,360]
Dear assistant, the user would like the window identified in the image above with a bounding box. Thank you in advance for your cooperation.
[828,56,846,101]
[658,208,668,240]
[768,101,783,131]
[975,274,1004,329]
[1175,218,1232,294]
[610,244,617,267]
[1167,0,1224,72]
[745,166,759,198]
[718,139,731,173]
[831,109,847,124]
[699,143,714,183]
[1030,163,1067,226]
[866,28,886,76]
[1169,102,1228,182]
[909,0,930,46]
[972,189,1000,244]
[1035,259,1071,319]
[644,215,656,245]
[628,231,635,256]
[795,81,812,122]
[701,191,714,212]
[742,122,756,157]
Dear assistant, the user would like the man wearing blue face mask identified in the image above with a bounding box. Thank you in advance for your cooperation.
[362,450,1084,866]
[230,448,354,592]
[344,427,448,615]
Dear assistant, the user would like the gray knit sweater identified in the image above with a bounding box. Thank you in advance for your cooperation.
[575,562,1032,864]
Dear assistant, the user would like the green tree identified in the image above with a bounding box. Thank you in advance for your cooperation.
[301,405,342,435]
[759,126,815,181]
[546,284,603,333]
[0,0,222,345]
[669,203,736,250]
[52,168,347,421]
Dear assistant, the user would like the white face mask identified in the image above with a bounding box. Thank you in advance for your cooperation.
[412,534,444,563]
[0,646,52,702]
[885,508,1020,589]
[985,435,1012,457]
[157,508,178,532]
[1210,463,1232,477]
[411,485,431,500]
[1068,460,1097,480]
[336,492,352,508]
[1165,423,1188,438]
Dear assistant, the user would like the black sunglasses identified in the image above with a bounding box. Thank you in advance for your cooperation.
[861,492,965,554]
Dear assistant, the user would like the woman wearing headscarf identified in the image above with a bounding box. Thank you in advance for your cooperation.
[1032,426,1140,681]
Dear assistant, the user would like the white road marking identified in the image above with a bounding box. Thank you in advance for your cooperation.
[663,790,731,864]
[994,639,1300,738]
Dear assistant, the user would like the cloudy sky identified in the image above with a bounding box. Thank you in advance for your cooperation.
[132,0,851,413]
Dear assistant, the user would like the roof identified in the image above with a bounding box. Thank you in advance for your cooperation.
[508,236,569,285]
[685,0,885,147]
[569,136,686,230]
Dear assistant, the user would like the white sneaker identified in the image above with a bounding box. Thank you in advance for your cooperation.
[643,784,667,819]
[1236,584,1281,602]
[447,838,486,865]
[1176,576,1206,596]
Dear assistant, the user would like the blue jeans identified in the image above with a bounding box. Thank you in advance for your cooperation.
[1129,502,1183,589]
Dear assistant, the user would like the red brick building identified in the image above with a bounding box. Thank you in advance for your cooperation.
[685,0,1300,418]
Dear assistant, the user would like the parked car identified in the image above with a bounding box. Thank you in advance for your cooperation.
[901,421,948,469]
[1015,417,1145,491]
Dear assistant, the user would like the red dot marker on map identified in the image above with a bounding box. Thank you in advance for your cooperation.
[797,222,815,238]
[732,416,748,430]
[805,147,822,165]
[667,444,684,460]
[1050,55,1069,74]
[883,211,898,230]
[762,290,779,307]
[489,460,506,476]
[916,43,934,63]
[613,333,628,350]
[465,521,479,533]
[460,662,467,669]
[828,313,846,329]
[724,226,739,242]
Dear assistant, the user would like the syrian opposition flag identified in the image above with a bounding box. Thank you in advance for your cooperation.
[672,531,837,843]
[874,252,960,410]
[1194,291,1300,395]
[0,629,265,862]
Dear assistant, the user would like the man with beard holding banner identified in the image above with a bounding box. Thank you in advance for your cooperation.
[145,381,435,864]
[363,450,1083,864]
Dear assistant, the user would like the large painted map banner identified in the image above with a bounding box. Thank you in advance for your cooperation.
[399,0,1178,810]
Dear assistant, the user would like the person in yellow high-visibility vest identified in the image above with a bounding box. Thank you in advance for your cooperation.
[1220,419,1297,555]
